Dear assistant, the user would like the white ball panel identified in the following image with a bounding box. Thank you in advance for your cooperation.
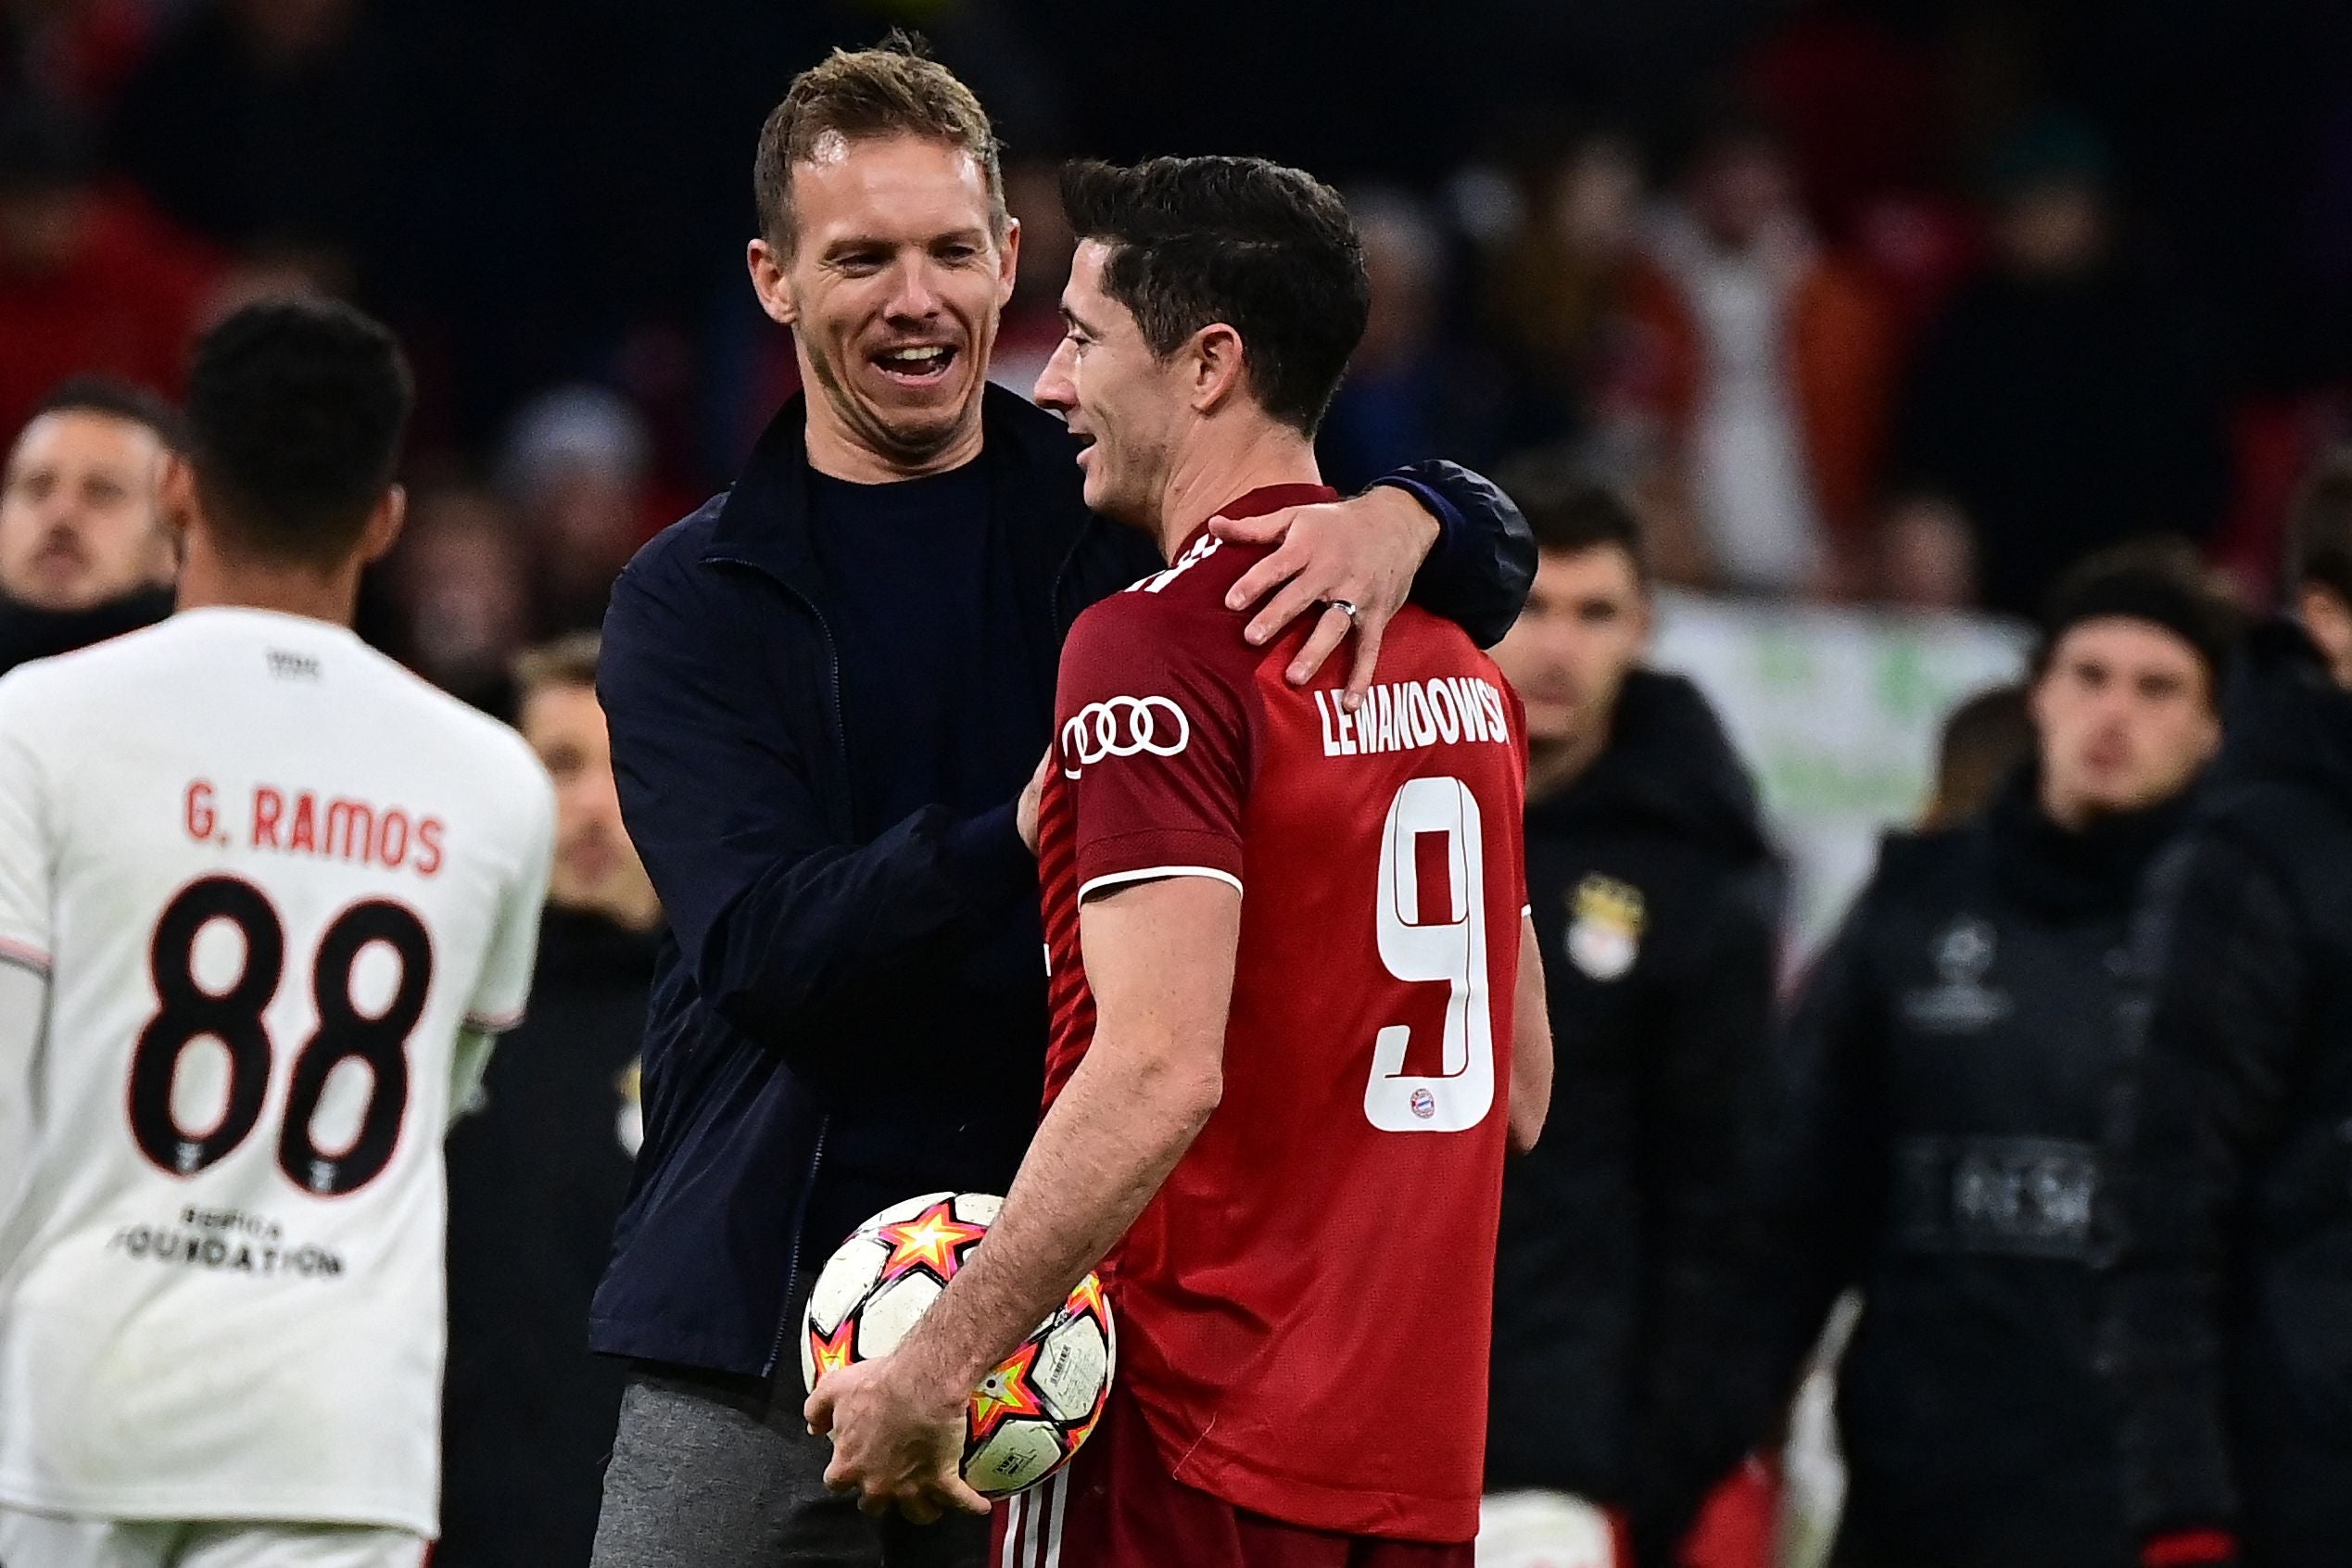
[967,1421,1068,1497]
[856,1271,943,1358]
[807,1236,887,1334]
[952,1192,1004,1227]
[1031,1312,1109,1423]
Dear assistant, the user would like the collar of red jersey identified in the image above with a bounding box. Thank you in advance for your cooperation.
[1214,483,1339,524]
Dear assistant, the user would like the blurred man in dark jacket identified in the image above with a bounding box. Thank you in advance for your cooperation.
[2103,456,2352,1568]
[1774,545,2234,1568]
[440,634,659,1568]
[0,377,179,676]
[1893,120,2228,618]
[1481,481,1784,1568]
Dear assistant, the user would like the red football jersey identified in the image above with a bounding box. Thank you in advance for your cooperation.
[1036,484,1530,1544]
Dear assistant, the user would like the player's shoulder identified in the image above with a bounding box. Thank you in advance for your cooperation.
[1070,530,1262,642]
[366,650,551,799]
[0,613,179,716]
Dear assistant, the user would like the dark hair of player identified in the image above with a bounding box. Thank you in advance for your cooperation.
[1928,682,2033,827]
[1498,452,1648,580]
[512,631,601,703]
[753,30,1005,255]
[25,376,186,452]
[2032,538,2241,698]
[1058,155,1371,438]
[2288,447,2352,612]
[183,298,414,570]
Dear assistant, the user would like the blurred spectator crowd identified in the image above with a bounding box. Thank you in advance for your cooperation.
[6,0,2352,716]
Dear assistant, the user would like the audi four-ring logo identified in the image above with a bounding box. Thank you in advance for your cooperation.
[1062,695,1190,776]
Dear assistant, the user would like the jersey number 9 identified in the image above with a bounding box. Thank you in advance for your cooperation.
[1366,776,1496,1133]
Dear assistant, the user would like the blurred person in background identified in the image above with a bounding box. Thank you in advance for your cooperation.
[0,97,219,440]
[379,483,532,715]
[107,0,392,289]
[984,155,1074,396]
[1623,112,1893,597]
[441,632,658,1568]
[0,376,180,675]
[1893,115,2229,619]
[1480,130,1645,447]
[1775,673,2039,1565]
[1922,682,2033,829]
[0,0,158,111]
[1770,544,2236,1568]
[2102,453,2352,1568]
[499,385,656,634]
[1319,189,1506,489]
[1869,492,1979,613]
[1481,474,1785,1568]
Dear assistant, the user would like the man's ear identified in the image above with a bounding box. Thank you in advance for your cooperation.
[1189,322,1246,414]
[159,455,196,540]
[994,216,1022,311]
[359,485,408,565]
[2301,582,2352,689]
[748,237,797,328]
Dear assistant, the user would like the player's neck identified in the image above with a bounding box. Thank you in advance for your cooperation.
[1151,424,1321,562]
[175,531,361,630]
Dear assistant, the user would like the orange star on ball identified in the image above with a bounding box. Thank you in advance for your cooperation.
[808,1315,859,1380]
[968,1335,1052,1443]
[872,1199,989,1283]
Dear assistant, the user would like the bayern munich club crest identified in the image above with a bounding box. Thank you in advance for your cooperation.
[1410,1086,1437,1119]
[1061,694,1190,778]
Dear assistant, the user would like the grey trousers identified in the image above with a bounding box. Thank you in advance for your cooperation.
[588,1361,990,1568]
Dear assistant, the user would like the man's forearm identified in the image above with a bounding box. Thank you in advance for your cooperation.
[895,1036,1219,1391]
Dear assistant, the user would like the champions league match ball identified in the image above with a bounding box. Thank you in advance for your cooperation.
[802,1191,1116,1496]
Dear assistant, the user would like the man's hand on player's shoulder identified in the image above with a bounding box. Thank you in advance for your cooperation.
[804,1353,990,1524]
[1211,486,1439,709]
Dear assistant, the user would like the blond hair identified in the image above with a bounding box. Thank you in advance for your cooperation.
[753,32,1005,254]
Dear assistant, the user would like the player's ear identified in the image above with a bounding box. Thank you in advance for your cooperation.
[158,454,197,543]
[358,485,408,566]
[748,238,798,327]
[1190,322,1246,415]
[994,216,1021,310]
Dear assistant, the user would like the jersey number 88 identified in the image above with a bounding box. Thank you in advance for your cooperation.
[127,875,433,1196]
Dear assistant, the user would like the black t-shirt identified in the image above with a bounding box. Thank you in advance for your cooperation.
[802,462,1054,1256]
[806,462,1043,835]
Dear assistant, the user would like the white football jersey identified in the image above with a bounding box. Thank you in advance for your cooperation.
[0,607,554,1535]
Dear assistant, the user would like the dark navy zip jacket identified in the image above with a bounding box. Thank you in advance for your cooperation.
[589,386,1533,1375]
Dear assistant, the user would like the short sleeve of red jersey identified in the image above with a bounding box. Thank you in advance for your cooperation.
[1054,595,1252,901]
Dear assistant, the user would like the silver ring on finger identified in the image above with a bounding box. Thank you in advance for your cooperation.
[1327,599,1359,623]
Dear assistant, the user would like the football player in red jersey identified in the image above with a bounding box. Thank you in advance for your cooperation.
[807,155,1550,1568]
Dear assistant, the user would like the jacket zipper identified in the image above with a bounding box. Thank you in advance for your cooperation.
[710,556,851,1384]
[766,1116,828,1380]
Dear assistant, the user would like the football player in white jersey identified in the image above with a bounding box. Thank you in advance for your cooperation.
[0,299,556,1568]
